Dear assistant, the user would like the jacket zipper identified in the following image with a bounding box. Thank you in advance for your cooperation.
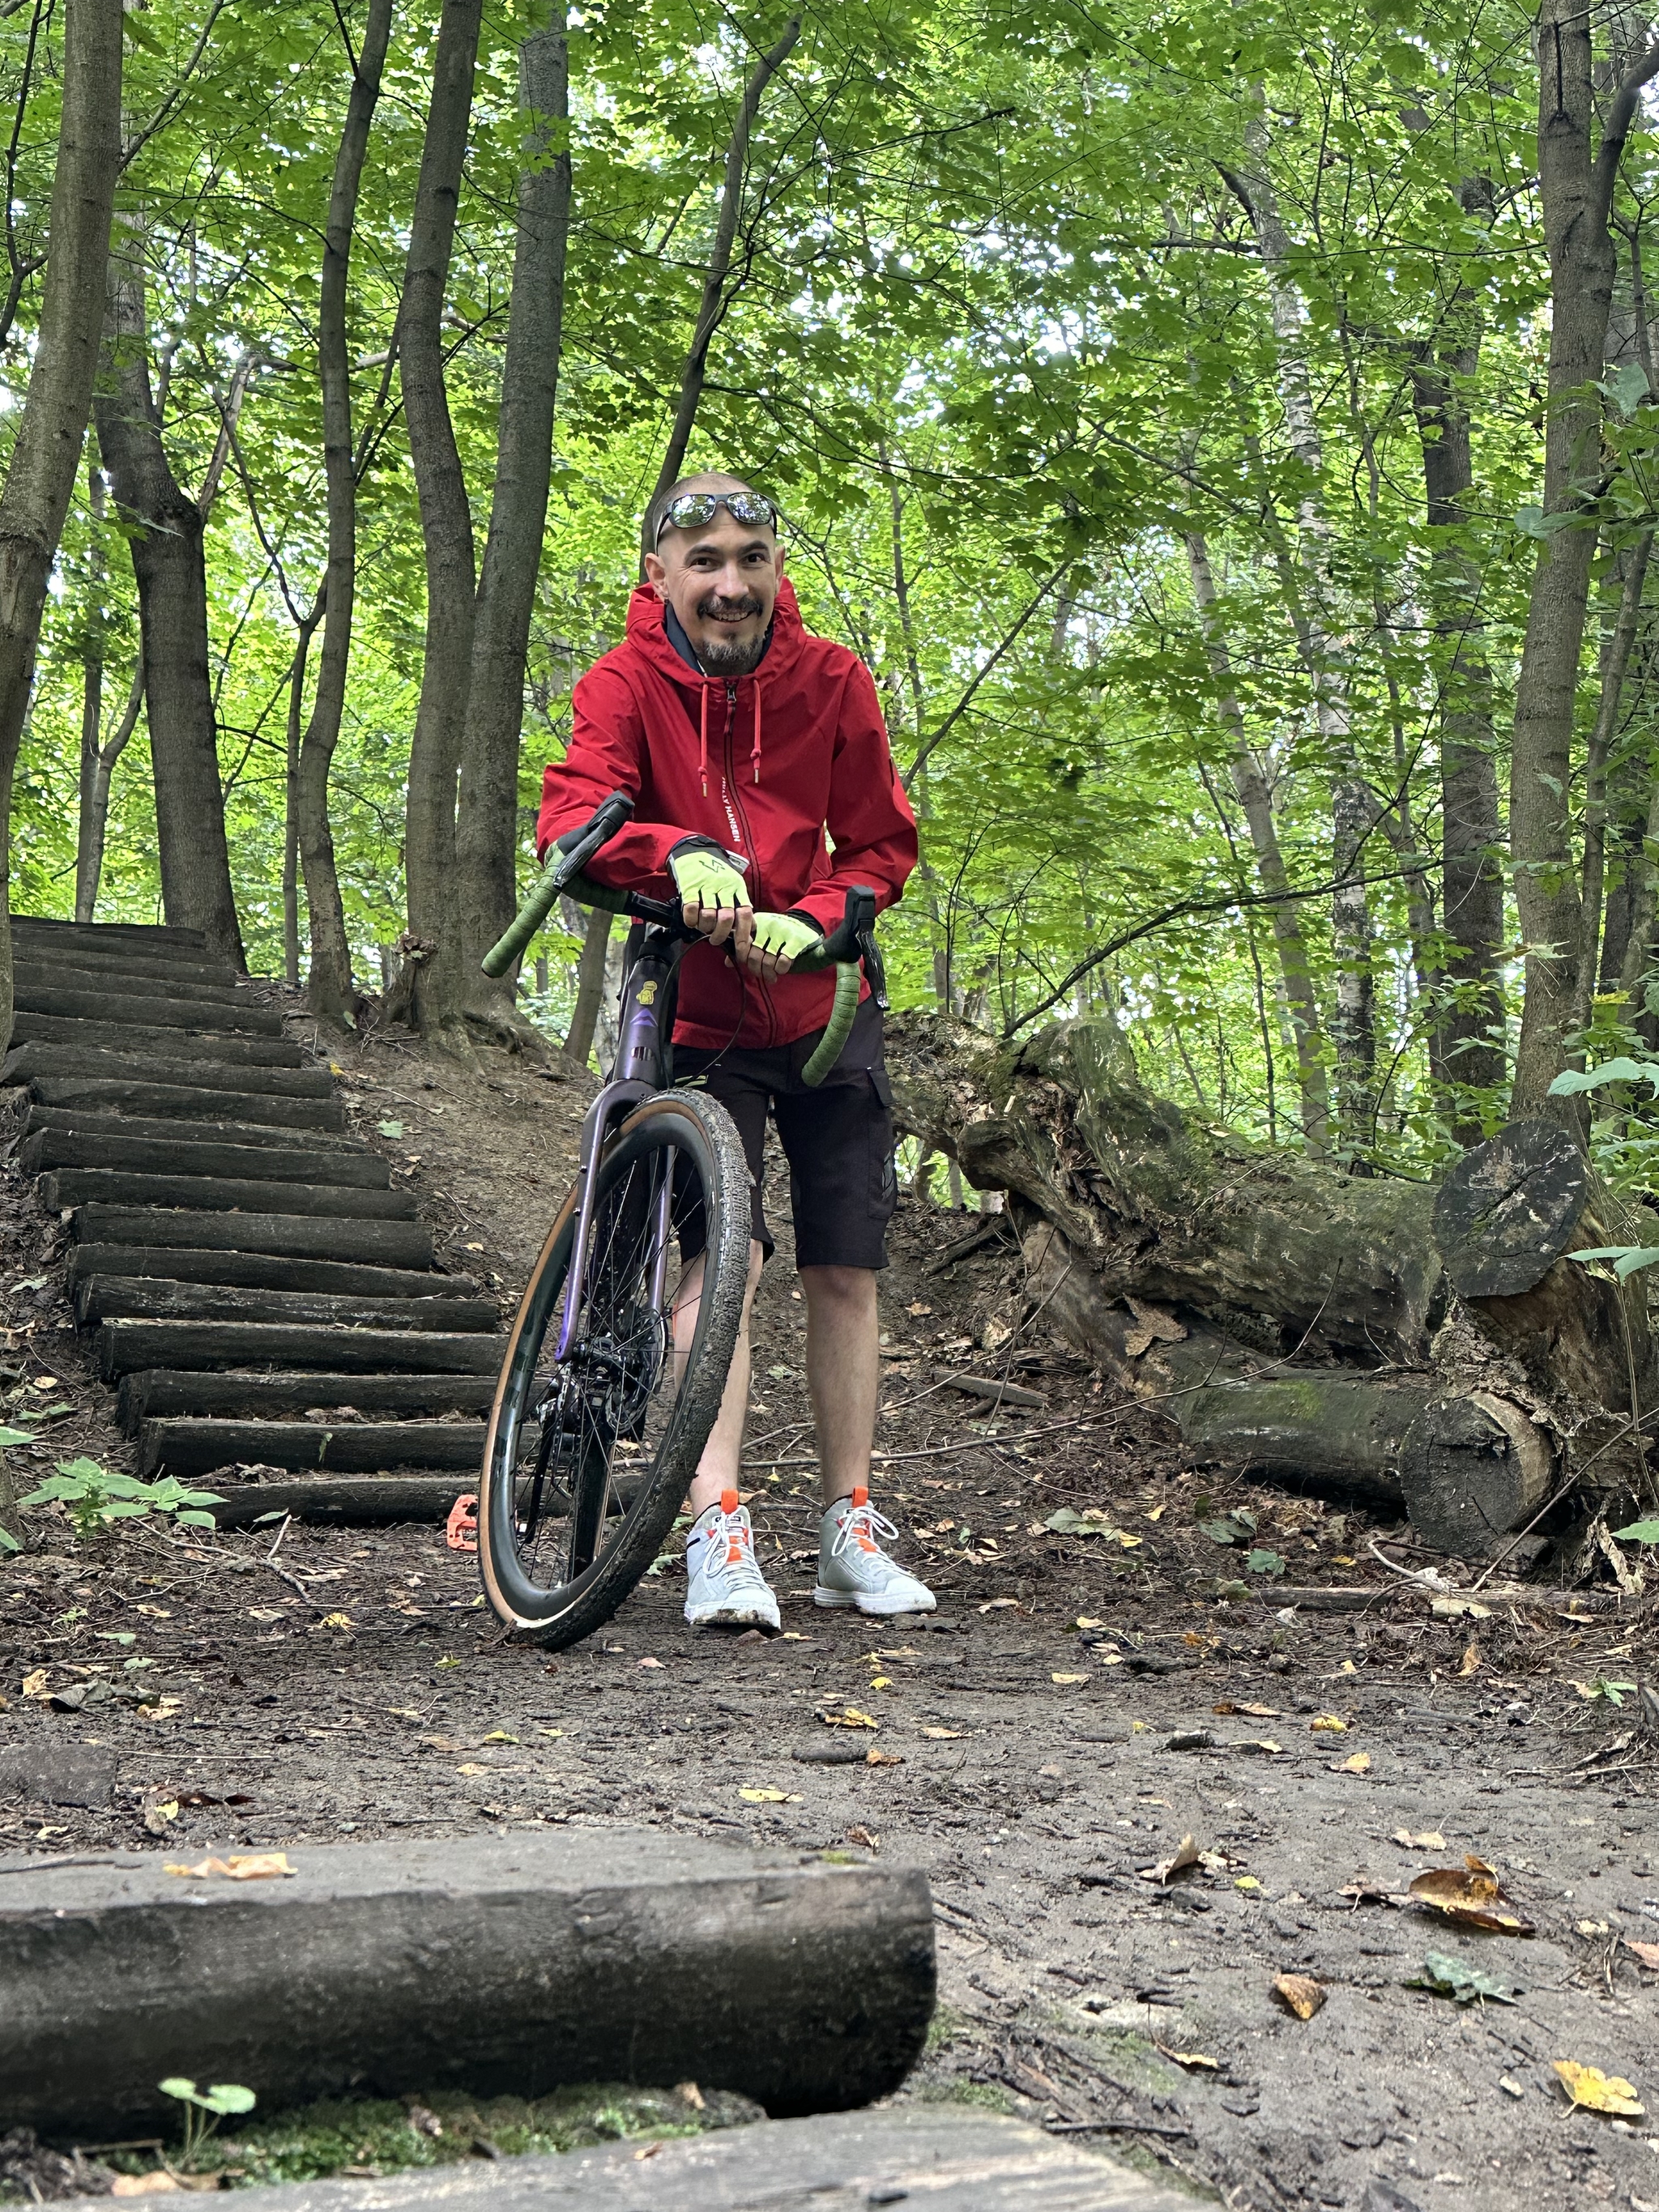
[722,677,777,1047]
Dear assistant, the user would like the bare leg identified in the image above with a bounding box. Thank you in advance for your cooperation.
[800,1264,879,1505]
[675,1238,765,1516]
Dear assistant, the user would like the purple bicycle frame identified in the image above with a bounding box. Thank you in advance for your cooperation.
[552,926,684,1366]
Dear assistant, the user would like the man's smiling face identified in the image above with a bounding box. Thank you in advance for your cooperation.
[645,477,784,675]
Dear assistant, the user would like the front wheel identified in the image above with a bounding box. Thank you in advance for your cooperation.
[477,1089,751,1645]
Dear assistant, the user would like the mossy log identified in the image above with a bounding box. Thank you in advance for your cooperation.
[887,1012,1657,1557]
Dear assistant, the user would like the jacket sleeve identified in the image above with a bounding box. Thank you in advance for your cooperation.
[788,657,919,934]
[535,659,690,897]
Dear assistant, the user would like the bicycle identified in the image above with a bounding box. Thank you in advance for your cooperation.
[471,790,888,1647]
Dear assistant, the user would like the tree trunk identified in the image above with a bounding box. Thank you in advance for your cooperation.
[1572,533,1653,1042]
[94,223,245,972]
[397,0,484,1050]
[0,0,124,1049]
[298,0,394,1025]
[889,1010,1655,1558]
[640,16,801,559]
[1408,335,1506,1123]
[1184,531,1330,1152]
[75,654,142,923]
[457,17,573,1025]
[284,604,322,989]
[75,461,106,922]
[563,904,614,1068]
[1510,6,1659,1111]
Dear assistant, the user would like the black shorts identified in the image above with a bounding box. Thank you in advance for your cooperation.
[672,995,898,1270]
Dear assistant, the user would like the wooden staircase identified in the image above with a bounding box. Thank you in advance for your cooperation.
[4,917,498,1520]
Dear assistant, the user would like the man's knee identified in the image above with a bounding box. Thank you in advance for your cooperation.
[800,1264,876,1310]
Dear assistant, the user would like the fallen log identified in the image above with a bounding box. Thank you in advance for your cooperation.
[887,1012,1657,1558]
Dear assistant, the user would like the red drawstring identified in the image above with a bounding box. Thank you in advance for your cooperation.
[750,685,761,784]
[698,684,709,797]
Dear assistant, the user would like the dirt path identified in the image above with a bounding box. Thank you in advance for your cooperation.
[3,1023,1657,2212]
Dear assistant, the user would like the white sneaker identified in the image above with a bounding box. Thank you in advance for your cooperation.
[815,1487,936,1616]
[684,1489,780,1630]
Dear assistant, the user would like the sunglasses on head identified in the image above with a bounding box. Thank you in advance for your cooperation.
[654,490,778,547]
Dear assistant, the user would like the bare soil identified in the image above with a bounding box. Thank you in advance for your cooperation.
[2,1015,1658,2212]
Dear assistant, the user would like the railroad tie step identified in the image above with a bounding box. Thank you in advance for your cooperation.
[28,1106,365,1153]
[96,1319,497,1378]
[42,1169,419,1220]
[139,1417,486,1479]
[118,1370,497,1425]
[11,916,207,952]
[6,1045,334,1097]
[23,1130,390,1187]
[73,1206,433,1267]
[82,1278,496,1335]
[24,1076,346,1132]
[11,1013,305,1067]
[202,1474,483,1526]
[13,961,258,1010]
[69,1243,476,1301]
[9,944,237,987]
[11,984,284,1034]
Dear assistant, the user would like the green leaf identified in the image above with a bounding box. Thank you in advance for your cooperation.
[1567,1246,1659,1280]
[1044,1507,1082,1532]
[1612,1519,1659,1545]
[0,1526,19,1553]
[377,1120,404,1138]
[1407,1950,1519,2005]
[1198,1518,1237,1545]
[159,2078,202,2105]
[1604,361,1650,416]
[0,1426,36,1447]
[1549,1057,1659,1095]
[1245,1548,1286,1575]
[200,2085,257,2117]
[97,1630,137,1645]
[1515,504,1577,538]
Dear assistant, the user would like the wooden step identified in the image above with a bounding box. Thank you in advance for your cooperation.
[83,1276,495,1333]
[119,1370,497,1424]
[96,1319,497,1376]
[11,983,284,1034]
[69,1242,475,1301]
[206,1474,479,1526]
[23,1076,345,1132]
[23,1129,389,1187]
[73,1205,433,1267]
[11,1012,304,1067]
[28,1106,361,1153]
[7,942,237,987]
[42,1168,417,1219]
[11,916,207,952]
[6,1043,335,1097]
[139,1417,486,1477]
[13,961,257,1010]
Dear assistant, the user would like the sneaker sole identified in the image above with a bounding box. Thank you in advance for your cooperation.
[812,1585,936,1616]
[685,1602,780,1629]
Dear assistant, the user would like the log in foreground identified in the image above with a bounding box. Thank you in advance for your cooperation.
[889,1013,1657,1555]
[0,1832,934,2133]
[144,2110,1190,2212]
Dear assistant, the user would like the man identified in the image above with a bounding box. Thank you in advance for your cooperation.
[536,470,936,1628]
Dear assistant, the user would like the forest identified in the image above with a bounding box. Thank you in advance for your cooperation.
[2,0,1659,1178]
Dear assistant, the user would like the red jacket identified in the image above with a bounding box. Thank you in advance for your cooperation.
[537,579,918,1050]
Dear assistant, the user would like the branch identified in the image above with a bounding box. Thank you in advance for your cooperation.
[902,561,1068,787]
[1591,38,1659,236]
[120,0,231,172]
[99,658,145,774]
[198,348,261,519]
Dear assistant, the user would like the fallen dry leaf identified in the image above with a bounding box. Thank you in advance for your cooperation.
[1158,2048,1220,2071]
[1410,1856,1534,1936]
[136,1605,172,1619]
[1214,1701,1279,1718]
[1235,1876,1261,1893]
[740,1787,802,1804]
[1626,1939,1659,1970]
[1051,1672,1090,1685]
[1340,1878,1398,1905]
[1074,1616,1104,1630]
[1553,2060,1644,2116]
[1458,1641,1481,1677]
[821,1707,878,1729]
[1309,1715,1346,1733]
[865,1748,902,1765]
[454,1762,489,1776]
[1272,1973,1325,2020]
[1138,1833,1201,1886]
[20,1669,49,1699]
[1334,1752,1372,1775]
[1392,1830,1446,1851]
[164,1853,293,1882]
[845,1824,878,1849]
[921,1725,962,1740]
[110,2176,181,2197]
[481,1729,518,1744]
[978,1597,1021,1612]
[1430,1596,1491,1620]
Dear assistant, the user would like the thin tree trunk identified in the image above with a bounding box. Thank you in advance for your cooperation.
[0,0,123,1047]
[94,219,245,971]
[397,0,484,1049]
[76,654,142,923]
[297,0,393,1023]
[1184,530,1330,1153]
[1510,5,1659,1111]
[1225,118,1374,1144]
[75,460,106,921]
[563,905,614,1066]
[458,17,573,1022]
[284,603,323,988]
[1572,532,1652,1042]
[640,16,801,560]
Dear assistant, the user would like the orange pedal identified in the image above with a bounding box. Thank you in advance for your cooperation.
[446,1493,479,1552]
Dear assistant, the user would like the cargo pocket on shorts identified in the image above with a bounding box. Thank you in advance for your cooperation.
[868,1066,898,1214]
